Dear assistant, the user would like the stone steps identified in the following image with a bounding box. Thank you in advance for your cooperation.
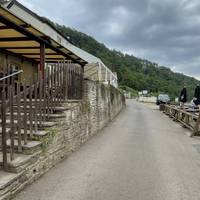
[0,119,57,129]
[5,112,66,121]
[0,152,40,173]
[0,100,81,199]
[0,129,49,140]
[10,106,69,114]
[6,139,42,155]
[0,170,23,198]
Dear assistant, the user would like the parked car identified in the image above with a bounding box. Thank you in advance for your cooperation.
[156,94,170,105]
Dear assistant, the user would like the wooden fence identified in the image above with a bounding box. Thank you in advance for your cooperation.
[164,104,199,132]
[0,61,83,170]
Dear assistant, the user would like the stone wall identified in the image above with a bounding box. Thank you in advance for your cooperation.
[84,80,125,131]
[1,80,125,200]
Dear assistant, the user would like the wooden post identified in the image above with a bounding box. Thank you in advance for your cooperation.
[1,90,7,169]
[9,85,14,161]
[29,85,33,138]
[40,43,45,79]
[34,82,38,132]
[23,83,28,145]
[193,113,200,136]
[17,82,22,152]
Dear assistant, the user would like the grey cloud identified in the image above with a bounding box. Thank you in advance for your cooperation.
[19,0,200,79]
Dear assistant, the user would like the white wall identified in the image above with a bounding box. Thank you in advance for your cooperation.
[138,96,157,103]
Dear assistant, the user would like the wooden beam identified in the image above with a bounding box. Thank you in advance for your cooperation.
[45,61,60,63]
[0,48,39,64]
[0,37,32,42]
[0,14,86,66]
[0,46,40,49]
[0,25,11,30]
[77,59,85,62]
[0,24,30,30]
[22,53,58,55]
[37,58,65,60]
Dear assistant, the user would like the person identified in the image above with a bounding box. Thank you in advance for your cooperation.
[193,85,200,105]
[179,86,187,108]
[191,85,200,137]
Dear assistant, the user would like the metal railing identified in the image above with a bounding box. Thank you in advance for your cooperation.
[0,70,23,82]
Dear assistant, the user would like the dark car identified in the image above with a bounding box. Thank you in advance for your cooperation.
[156,94,170,105]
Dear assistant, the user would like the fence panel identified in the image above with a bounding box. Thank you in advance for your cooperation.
[164,105,198,131]
[0,61,83,170]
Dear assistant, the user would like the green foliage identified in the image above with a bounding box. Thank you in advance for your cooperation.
[119,85,138,97]
[40,128,58,152]
[42,17,200,101]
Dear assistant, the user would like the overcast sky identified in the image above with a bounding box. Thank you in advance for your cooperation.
[18,0,200,79]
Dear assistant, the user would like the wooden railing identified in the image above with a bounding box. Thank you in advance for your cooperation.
[163,104,199,132]
[0,61,83,170]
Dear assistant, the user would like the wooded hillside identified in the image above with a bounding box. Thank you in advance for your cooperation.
[42,17,200,99]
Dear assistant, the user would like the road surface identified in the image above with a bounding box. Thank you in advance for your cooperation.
[15,100,200,200]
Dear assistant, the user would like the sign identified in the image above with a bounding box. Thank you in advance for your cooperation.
[142,90,148,95]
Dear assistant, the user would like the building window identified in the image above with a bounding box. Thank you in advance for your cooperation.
[9,63,20,82]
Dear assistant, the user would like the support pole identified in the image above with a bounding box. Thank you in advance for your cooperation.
[40,43,45,78]
[192,113,200,136]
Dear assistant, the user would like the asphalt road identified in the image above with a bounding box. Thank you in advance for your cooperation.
[15,100,200,200]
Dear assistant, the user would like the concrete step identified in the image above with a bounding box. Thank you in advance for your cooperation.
[6,139,42,155]
[19,130,49,139]
[0,119,57,129]
[0,129,49,140]
[19,99,81,103]
[0,170,22,197]
[0,152,40,173]
[6,112,66,121]
[11,105,69,113]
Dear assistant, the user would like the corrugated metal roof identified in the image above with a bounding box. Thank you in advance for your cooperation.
[65,44,101,64]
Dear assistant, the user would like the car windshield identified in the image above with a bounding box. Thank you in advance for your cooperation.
[158,94,169,100]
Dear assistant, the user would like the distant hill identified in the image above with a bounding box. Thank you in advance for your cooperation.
[42,17,200,100]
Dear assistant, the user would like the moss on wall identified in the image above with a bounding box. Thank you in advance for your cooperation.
[40,128,59,152]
